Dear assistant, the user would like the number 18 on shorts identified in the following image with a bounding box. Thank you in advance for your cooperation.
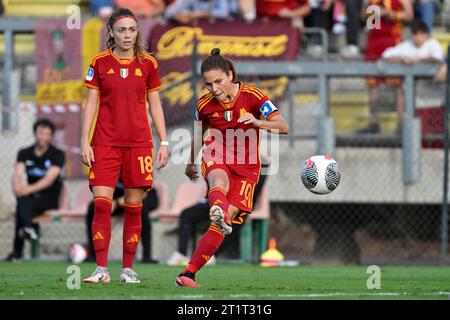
[89,146,154,189]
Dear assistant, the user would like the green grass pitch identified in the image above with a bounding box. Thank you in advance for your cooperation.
[0,262,449,300]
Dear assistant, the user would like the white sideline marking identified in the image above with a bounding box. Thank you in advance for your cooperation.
[130,292,450,299]
[271,292,450,298]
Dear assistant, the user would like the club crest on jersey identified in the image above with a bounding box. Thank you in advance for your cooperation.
[120,68,128,78]
[260,100,277,118]
[85,67,94,81]
[224,110,233,121]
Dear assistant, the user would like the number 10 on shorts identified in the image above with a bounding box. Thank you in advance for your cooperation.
[239,180,255,209]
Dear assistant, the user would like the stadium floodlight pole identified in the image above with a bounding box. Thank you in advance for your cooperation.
[441,47,450,265]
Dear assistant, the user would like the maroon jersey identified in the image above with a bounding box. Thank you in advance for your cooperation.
[256,0,309,17]
[84,49,162,147]
[365,0,404,61]
[196,82,280,176]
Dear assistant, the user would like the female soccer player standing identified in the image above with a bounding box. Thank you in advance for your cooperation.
[176,48,289,288]
[81,8,169,283]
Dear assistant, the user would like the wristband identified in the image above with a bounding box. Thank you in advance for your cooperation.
[161,141,169,146]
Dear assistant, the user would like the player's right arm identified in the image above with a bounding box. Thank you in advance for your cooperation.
[185,109,208,180]
[81,88,99,168]
[12,158,26,196]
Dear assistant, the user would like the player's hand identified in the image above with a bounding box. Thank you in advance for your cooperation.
[434,64,447,83]
[156,145,169,170]
[278,8,294,18]
[403,57,417,65]
[80,141,95,168]
[185,163,199,180]
[15,184,31,197]
[238,113,260,127]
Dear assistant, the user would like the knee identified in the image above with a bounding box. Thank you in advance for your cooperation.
[209,177,228,190]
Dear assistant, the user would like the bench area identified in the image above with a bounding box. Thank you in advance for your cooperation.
[30,180,270,262]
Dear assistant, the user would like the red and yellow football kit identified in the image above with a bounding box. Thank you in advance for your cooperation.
[196,82,279,219]
[365,0,405,86]
[84,48,162,188]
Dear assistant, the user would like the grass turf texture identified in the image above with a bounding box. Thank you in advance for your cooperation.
[0,262,449,300]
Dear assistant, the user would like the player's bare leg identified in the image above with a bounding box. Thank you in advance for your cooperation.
[176,205,240,288]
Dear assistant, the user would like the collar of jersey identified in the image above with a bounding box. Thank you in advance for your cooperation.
[109,48,136,65]
[219,81,243,110]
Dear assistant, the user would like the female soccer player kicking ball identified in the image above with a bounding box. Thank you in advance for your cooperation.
[81,8,169,283]
[176,48,289,287]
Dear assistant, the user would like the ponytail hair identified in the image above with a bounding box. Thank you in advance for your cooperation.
[200,48,237,82]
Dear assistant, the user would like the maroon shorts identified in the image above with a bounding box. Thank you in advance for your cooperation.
[201,159,260,223]
[89,146,153,189]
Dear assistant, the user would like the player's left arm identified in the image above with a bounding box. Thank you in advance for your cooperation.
[238,100,289,134]
[148,90,169,169]
[21,166,62,196]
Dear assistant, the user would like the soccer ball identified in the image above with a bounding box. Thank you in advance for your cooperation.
[301,155,341,195]
[69,243,87,264]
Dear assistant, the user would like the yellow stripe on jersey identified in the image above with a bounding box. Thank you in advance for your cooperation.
[242,89,264,100]
[91,50,110,66]
[245,85,266,97]
[142,53,158,69]
[197,94,214,112]
[84,83,99,90]
[266,110,280,120]
[252,86,266,97]
[243,85,266,99]
[197,93,213,106]
[147,84,163,92]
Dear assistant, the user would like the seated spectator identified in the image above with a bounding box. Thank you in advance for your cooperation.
[5,119,65,262]
[360,20,443,135]
[164,0,239,24]
[91,0,114,19]
[414,0,439,32]
[85,178,159,263]
[256,0,311,20]
[114,0,166,19]
[166,161,269,265]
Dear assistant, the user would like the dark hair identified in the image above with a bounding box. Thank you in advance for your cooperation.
[411,20,429,35]
[33,118,55,135]
[200,48,237,82]
[106,8,146,62]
